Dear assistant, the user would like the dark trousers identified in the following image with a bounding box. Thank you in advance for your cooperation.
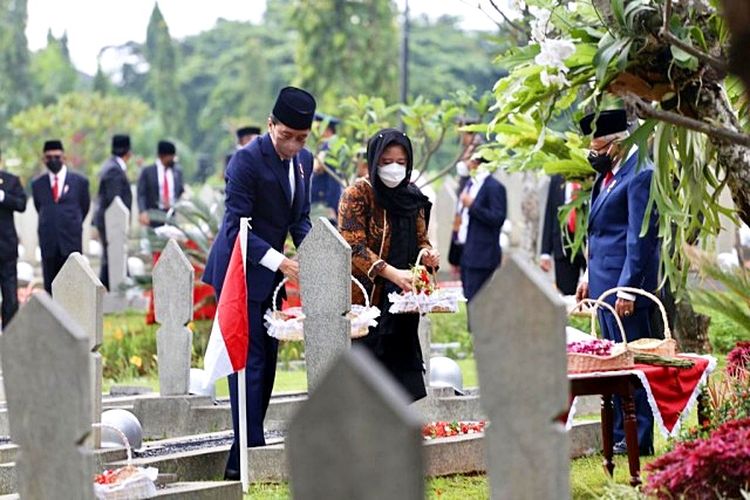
[225,297,279,475]
[0,259,19,329]
[42,253,69,294]
[461,266,496,302]
[554,252,587,295]
[598,305,655,455]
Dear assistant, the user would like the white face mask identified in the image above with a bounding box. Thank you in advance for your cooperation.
[378,162,406,188]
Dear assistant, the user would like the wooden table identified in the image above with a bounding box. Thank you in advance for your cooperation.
[569,373,643,486]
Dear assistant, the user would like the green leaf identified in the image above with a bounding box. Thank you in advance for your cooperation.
[611,0,626,27]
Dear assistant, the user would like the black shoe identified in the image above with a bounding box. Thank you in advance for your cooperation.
[612,440,627,455]
[224,468,240,481]
[639,446,654,457]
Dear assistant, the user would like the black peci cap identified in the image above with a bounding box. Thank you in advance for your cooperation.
[272,86,317,131]
[43,140,64,152]
[157,140,176,155]
[579,109,629,138]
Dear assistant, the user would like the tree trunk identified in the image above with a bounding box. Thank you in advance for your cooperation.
[689,83,750,226]
[520,172,541,258]
[673,299,712,353]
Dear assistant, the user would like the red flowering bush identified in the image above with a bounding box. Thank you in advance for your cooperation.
[727,341,750,378]
[645,418,750,499]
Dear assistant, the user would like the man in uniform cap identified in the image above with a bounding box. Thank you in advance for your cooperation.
[224,126,263,168]
[94,134,133,290]
[575,109,660,456]
[137,141,184,227]
[0,147,27,328]
[31,140,90,292]
[311,112,343,222]
[203,86,317,480]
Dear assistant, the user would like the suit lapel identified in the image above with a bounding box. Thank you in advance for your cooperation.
[261,135,292,206]
[589,154,637,224]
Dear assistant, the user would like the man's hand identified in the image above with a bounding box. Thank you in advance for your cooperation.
[421,249,440,268]
[460,192,474,208]
[138,212,150,226]
[575,281,589,302]
[615,298,635,318]
[279,258,300,283]
[382,266,413,292]
[540,256,552,273]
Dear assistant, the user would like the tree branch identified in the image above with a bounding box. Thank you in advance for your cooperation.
[659,0,728,73]
[487,0,528,35]
[623,93,750,147]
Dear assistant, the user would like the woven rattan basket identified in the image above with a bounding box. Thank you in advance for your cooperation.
[597,286,677,357]
[266,276,377,341]
[567,298,634,373]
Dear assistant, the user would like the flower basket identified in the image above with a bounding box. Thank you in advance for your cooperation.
[265,276,380,341]
[388,249,465,315]
[92,423,158,500]
[567,298,634,373]
[596,286,677,357]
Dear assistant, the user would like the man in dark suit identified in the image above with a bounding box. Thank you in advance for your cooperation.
[575,109,660,456]
[137,141,184,228]
[0,148,27,328]
[540,174,587,295]
[310,113,342,222]
[31,140,91,293]
[203,87,316,480]
[458,155,507,301]
[225,126,262,168]
[94,134,133,290]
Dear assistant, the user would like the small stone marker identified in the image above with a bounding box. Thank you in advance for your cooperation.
[299,217,351,392]
[52,253,106,448]
[104,196,130,295]
[470,253,569,500]
[287,347,424,500]
[153,239,194,396]
[1,294,94,499]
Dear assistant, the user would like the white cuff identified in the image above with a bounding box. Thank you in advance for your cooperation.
[617,290,637,301]
[581,268,588,283]
[540,254,552,261]
[260,248,285,272]
[0,190,5,203]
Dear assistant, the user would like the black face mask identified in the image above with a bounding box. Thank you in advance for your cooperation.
[587,152,614,175]
[45,158,63,174]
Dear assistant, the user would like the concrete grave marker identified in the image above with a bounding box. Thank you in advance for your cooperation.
[418,316,432,387]
[103,196,130,313]
[436,180,457,270]
[1,294,94,499]
[153,239,194,396]
[287,347,424,500]
[470,253,569,499]
[299,217,351,391]
[52,253,106,448]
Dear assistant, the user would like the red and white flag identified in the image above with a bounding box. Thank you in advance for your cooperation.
[203,218,251,386]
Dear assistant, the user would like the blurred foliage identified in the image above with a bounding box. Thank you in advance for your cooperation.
[29,31,80,105]
[7,93,150,186]
[291,0,399,109]
[0,0,33,138]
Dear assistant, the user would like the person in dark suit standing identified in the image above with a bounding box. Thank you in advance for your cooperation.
[575,109,660,456]
[225,126,262,168]
[203,87,316,480]
[137,141,184,228]
[458,155,507,301]
[310,113,343,221]
[540,174,587,295]
[94,134,133,290]
[31,140,90,293]
[0,148,27,328]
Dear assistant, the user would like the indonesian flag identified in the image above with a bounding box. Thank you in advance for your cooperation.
[203,218,251,386]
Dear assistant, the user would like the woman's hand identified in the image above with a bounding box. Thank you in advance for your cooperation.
[381,265,413,292]
[421,249,440,268]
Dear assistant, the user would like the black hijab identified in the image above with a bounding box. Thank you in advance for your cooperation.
[367,128,431,271]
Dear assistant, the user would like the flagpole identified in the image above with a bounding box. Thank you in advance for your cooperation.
[238,368,249,491]
[238,217,251,492]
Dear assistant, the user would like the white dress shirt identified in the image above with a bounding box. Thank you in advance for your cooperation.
[156,159,176,209]
[457,170,489,245]
[48,165,68,200]
[259,158,298,272]
[114,156,127,172]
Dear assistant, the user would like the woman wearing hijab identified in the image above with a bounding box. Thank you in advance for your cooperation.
[338,128,440,401]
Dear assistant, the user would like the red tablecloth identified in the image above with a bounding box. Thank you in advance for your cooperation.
[568,355,717,437]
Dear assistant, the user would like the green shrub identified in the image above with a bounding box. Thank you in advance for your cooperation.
[430,303,473,356]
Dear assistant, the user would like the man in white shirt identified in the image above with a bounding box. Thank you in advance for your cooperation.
[137,141,184,227]
[202,86,317,480]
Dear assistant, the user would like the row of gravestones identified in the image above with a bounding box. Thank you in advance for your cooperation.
[0,216,571,498]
